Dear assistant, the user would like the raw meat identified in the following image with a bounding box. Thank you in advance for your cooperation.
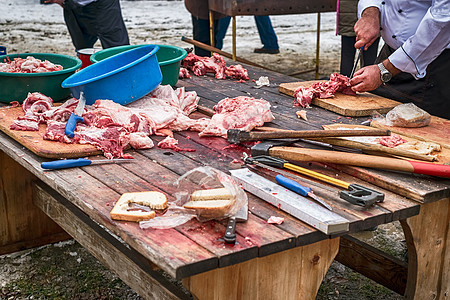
[224,64,249,80]
[10,118,39,131]
[377,134,408,148]
[293,73,356,108]
[157,136,195,152]
[182,53,249,81]
[11,85,208,158]
[179,67,192,79]
[10,92,54,131]
[0,56,63,73]
[199,96,275,137]
[129,132,154,149]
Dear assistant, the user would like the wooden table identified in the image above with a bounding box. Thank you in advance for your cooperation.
[1,63,449,299]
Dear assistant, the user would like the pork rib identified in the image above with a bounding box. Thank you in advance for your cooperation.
[199,96,275,137]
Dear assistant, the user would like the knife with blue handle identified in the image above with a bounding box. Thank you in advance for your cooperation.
[275,174,333,211]
[41,158,134,170]
[65,91,86,138]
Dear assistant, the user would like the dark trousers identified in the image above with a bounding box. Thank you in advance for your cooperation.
[373,45,450,119]
[340,36,380,77]
[216,16,279,50]
[64,0,129,51]
[191,16,221,57]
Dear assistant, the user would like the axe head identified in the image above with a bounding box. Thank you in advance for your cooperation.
[227,129,250,144]
[251,140,296,156]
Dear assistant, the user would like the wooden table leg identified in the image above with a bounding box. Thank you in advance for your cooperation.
[0,151,70,255]
[400,198,450,300]
[183,238,339,300]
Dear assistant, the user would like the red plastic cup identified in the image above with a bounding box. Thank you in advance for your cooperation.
[77,48,101,69]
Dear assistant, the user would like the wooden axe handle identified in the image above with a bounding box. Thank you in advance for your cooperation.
[246,129,390,140]
[270,147,450,178]
[308,137,435,162]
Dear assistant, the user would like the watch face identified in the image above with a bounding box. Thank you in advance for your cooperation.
[382,72,392,82]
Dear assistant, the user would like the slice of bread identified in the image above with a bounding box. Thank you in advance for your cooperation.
[110,191,167,222]
[190,187,234,201]
[183,199,235,219]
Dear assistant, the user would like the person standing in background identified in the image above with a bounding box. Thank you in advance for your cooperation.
[350,0,450,119]
[216,16,280,54]
[337,0,379,77]
[184,0,226,57]
[44,0,130,51]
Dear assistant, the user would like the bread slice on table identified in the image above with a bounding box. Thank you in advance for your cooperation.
[190,187,233,201]
[184,187,235,219]
[110,191,168,222]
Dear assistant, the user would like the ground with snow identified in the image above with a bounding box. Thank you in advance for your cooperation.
[0,1,405,299]
[0,0,341,79]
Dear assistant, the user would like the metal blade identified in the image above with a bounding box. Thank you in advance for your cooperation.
[307,192,333,211]
[89,159,134,165]
[74,92,86,116]
[234,202,248,222]
[349,47,363,79]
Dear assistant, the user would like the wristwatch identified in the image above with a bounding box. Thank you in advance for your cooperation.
[377,63,392,83]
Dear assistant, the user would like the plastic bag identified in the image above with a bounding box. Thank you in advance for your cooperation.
[385,103,431,127]
[139,166,247,229]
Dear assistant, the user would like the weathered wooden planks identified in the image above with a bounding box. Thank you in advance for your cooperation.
[0,151,70,254]
[183,237,340,300]
[400,198,450,299]
[33,182,191,299]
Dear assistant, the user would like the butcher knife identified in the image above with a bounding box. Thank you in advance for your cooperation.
[41,158,134,170]
[65,91,86,138]
[349,46,364,78]
[223,202,248,244]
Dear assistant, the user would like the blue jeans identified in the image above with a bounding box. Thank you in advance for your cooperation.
[216,16,279,50]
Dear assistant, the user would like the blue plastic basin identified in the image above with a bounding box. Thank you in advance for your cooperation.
[62,45,162,105]
[91,44,187,86]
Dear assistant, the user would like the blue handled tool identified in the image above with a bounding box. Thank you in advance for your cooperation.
[65,91,86,138]
[41,158,133,170]
[275,174,333,211]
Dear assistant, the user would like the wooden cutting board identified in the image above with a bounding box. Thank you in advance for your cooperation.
[371,117,450,150]
[0,106,101,158]
[278,81,401,117]
[322,123,450,164]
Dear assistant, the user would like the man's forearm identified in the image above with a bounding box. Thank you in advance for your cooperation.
[361,6,380,19]
[383,59,402,77]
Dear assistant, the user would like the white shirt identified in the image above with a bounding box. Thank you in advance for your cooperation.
[72,0,97,6]
[358,0,450,79]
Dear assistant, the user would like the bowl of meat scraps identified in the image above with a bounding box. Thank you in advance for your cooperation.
[62,44,162,105]
[0,53,82,104]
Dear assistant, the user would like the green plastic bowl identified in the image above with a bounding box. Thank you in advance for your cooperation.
[91,44,187,86]
[0,53,82,104]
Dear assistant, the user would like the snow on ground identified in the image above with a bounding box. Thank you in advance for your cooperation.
[0,0,342,78]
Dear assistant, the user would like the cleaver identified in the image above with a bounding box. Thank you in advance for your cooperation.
[224,202,248,244]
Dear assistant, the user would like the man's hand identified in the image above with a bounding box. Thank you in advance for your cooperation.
[354,7,380,50]
[349,65,382,93]
[44,0,64,8]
